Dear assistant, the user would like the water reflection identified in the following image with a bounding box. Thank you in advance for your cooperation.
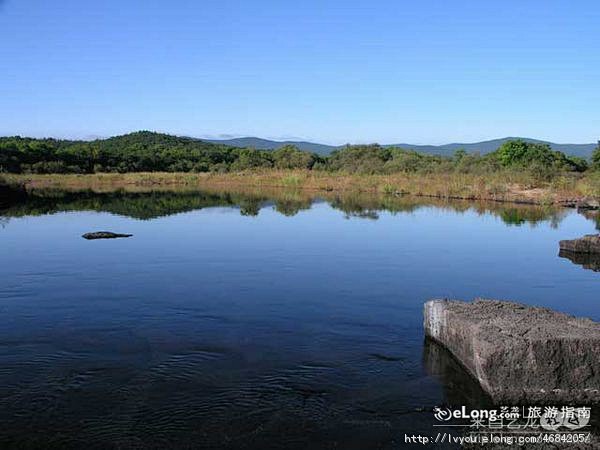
[559,249,600,272]
[0,186,571,228]
[422,338,492,409]
[2,184,598,448]
[580,209,600,231]
[0,183,26,209]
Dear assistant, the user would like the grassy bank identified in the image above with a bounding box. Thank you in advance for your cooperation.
[5,170,600,206]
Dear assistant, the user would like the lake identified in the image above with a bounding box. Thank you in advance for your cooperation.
[1,188,598,449]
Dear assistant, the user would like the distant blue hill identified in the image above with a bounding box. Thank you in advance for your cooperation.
[203,137,335,156]
[205,136,597,158]
[389,138,596,159]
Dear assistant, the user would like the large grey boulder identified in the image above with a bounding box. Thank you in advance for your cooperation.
[560,234,600,254]
[424,299,600,404]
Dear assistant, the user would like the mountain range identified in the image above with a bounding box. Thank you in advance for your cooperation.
[205,137,597,158]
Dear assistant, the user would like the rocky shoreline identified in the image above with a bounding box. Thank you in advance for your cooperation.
[559,235,600,254]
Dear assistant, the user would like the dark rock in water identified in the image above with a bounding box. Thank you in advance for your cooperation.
[559,249,600,272]
[369,353,404,362]
[82,231,133,240]
[559,234,600,254]
[424,298,600,404]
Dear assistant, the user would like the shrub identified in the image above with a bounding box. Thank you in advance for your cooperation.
[281,174,302,187]
[272,145,317,169]
[592,141,600,170]
[327,145,389,174]
[380,183,395,195]
[494,139,586,174]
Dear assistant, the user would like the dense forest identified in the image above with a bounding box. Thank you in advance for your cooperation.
[0,131,598,178]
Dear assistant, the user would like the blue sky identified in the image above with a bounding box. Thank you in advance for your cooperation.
[1,0,599,144]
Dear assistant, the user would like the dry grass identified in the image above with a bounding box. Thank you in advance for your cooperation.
[5,170,600,205]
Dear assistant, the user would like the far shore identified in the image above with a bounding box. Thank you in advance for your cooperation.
[4,171,600,208]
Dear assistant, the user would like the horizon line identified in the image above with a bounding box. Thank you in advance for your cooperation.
[0,130,597,147]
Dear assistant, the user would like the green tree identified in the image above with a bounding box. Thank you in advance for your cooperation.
[453,149,467,161]
[272,145,316,169]
[327,144,390,174]
[494,139,586,172]
[230,148,273,171]
[592,141,600,170]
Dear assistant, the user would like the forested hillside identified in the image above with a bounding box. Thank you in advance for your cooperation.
[0,131,598,178]
[0,131,319,174]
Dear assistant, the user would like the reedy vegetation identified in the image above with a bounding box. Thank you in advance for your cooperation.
[6,169,600,205]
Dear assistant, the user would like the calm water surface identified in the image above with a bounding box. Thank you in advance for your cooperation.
[1,190,598,449]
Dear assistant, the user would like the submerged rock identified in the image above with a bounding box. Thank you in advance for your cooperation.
[559,234,600,254]
[82,231,133,240]
[424,298,600,404]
